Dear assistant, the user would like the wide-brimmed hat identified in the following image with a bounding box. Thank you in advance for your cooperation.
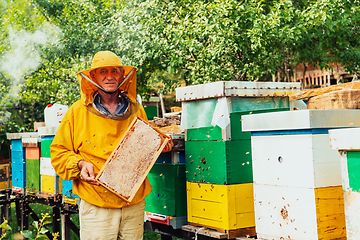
[76,51,135,78]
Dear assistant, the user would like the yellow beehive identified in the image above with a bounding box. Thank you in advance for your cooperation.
[186,182,255,231]
[41,175,62,195]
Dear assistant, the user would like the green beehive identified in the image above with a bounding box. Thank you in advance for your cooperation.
[26,159,40,193]
[185,140,252,185]
[186,108,289,141]
[40,136,54,158]
[145,163,186,217]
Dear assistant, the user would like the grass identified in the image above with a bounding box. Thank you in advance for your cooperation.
[0,203,182,240]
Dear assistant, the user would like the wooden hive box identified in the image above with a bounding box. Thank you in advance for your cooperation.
[186,181,255,233]
[145,163,186,217]
[62,179,80,205]
[185,140,252,185]
[96,117,170,203]
[242,110,360,240]
[329,127,360,239]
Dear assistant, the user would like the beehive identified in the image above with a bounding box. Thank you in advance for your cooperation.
[62,179,80,205]
[242,110,360,239]
[145,163,186,217]
[186,182,255,231]
[185,140,252,185]
[7,132,39,193]
[40,157,61,195]
[329,127,360,239]
[24,137,41,194]
[96,117,170,203]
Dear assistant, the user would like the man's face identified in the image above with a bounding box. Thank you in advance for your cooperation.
[91,66,124,92]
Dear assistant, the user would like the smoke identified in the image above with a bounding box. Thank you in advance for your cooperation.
[0,23,62,98]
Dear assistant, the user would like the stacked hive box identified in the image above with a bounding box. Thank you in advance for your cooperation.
[39,124,80,204]
[176,81,301,237]
[144,133,187,229]
[7,132,39,194]
[23,136,41,195]
[38,127,62,196]
[329,127,360,239]
[242,110,360,239]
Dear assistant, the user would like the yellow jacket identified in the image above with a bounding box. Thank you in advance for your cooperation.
[50,51,152,208]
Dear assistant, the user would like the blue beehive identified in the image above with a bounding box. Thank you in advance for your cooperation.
[62,179,80,205]
[11,139,26,193]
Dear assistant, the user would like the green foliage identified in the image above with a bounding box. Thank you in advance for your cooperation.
[116,0,360,87]
[0,0,360,137]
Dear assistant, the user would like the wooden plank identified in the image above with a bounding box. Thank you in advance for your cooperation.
[307,89,360,110]
[183,224,256,239]
[26,159,40,193]
[22,137,39,147]
[96,117,170,203]
[329,127,360,150]
[181,225,228,239]
[25,147,40,160]
[315,186,347,239]
[242,109,360,132]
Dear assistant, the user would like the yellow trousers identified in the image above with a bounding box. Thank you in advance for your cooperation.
[79,200,145,240]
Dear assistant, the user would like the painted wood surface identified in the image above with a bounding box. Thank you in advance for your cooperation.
[185,140,252,185]
[25,147,40,160]
[40,157,57,176]
[156,151,185,164]
[62,179,80,204]
[343,191,360,239]
[11,141,26,193]
[252,134,342,188]
[145,163,186,217]
[11,139,23,151]
[254,184,346,240]
[40,136,54,158]
[242,109,360,132]
[345,151,360,192]
[41,175,62,194]
[176,81,300,101]
[26,159,40,193]
[186,109,289,141]
[329,127,360,150]
[187,182,255,230]
[181,97,289,130]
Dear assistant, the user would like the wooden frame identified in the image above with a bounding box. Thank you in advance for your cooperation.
[95,116,170,203]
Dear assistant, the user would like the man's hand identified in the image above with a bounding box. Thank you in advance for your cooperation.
[162,138,174,153]
[78,160,100,185]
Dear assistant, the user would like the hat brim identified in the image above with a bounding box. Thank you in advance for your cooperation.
[76,65,137,78]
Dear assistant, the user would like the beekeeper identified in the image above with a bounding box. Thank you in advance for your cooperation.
[50,51,172,240]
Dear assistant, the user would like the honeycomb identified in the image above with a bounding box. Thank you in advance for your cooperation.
[97,118,164,202]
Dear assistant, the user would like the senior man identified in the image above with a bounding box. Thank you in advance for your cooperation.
[50,51,172,240]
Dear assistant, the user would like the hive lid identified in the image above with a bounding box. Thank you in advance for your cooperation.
[7,132,39,140]
[242,109,360,132]
[176,81,301,102]
[329,128,360,150]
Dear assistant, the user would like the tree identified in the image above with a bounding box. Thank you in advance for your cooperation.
[115,0,360,89]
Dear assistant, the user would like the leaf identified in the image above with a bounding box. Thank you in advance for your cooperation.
[21,230,33,238]
[40,227,49,234]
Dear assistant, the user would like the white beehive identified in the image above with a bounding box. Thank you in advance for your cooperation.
[242,110,360,239]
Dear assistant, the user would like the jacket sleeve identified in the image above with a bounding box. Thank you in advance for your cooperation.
[50,107,82,180]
